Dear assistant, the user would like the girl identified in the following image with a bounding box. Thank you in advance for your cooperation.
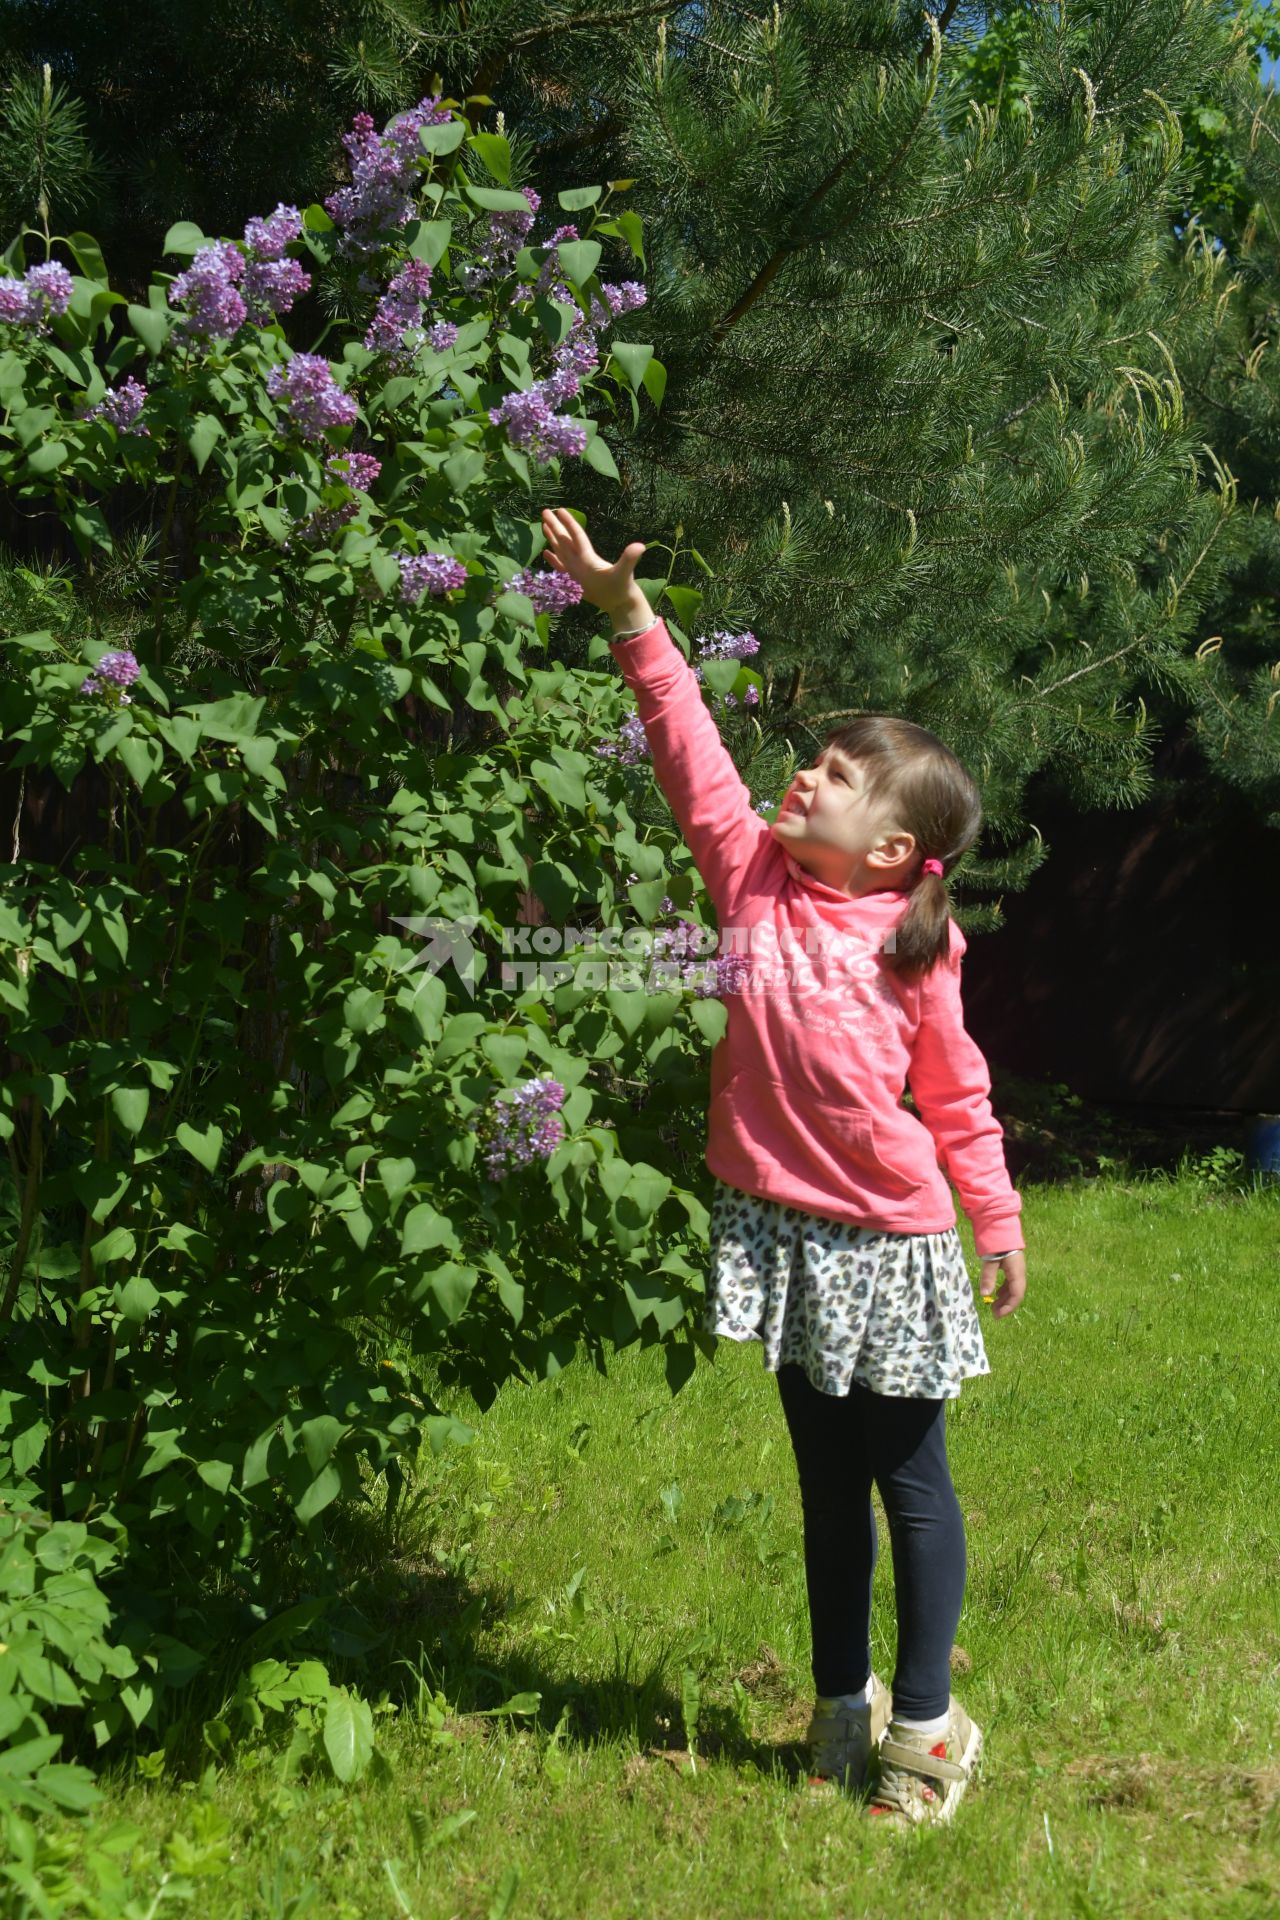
[539,507,1028,1829]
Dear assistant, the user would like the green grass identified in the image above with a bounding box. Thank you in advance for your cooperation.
[20,1174,1280,1919]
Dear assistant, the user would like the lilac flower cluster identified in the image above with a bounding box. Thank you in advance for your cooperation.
[0,261,74,332]
[290,450,383,546]
[325,97,455,253]
[648,920,751,998]
[488,381,589,466]
[754,798,777,816]
[327,449,382,491]
[168,204,310,341]
[696,628,760,662]
[474,1075,566,1181]
[593,711,651,766]
[168,241,248,340]
[456,186,540,296]
[398,551,468,602]
[83,376,149,436]
[80,649,140,704]
[364,257,435,360]
[266,354,358,440]
[507,565,584,615]
[714,686,760,711]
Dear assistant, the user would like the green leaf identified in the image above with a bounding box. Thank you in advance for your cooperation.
[582,432,619,480]
[468,132,512,184]
[64,231,109,282]
[556,240,603,284]
[429,1262,478,1324]
[295,1462,342,1525]
[128,303,170,355]
[188,413,223,473]
[175,1121,224,1173]
[407,219,453,267]
[689,997,728,1045]
[443,444,486,493]
[377,1157,416,1207]
[323,1690,374,1782]
[116,1274,160,1322]
[27,440,68,474]
[641,357,667,409]
[558,186,603,212]
[612,209,646,264]
[418,120,467,156]
[461,181,531,212]
[162,221,207,257]
[116,733,164,792]
[400,1202,457,1256]
[110,1086,150,1135]
[608,343,653,394]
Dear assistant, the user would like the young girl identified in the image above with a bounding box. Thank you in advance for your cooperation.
[539,508,1028,1829]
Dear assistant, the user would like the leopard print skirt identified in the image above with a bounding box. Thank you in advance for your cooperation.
[703,1179,991,1401]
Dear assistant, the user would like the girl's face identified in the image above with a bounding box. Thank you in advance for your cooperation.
[769,747,918,895]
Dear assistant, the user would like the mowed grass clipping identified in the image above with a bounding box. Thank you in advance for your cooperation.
[35,1175,1280,1920]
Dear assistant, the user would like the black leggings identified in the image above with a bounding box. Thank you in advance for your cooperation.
[775,1362,967,1720]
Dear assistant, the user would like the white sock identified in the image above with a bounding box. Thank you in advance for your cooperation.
[823,1674,874,1712]
[894,1706,950,1734]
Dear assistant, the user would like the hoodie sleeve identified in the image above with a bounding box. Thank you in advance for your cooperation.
[906,922,1024,1259]
[608,615,771,919]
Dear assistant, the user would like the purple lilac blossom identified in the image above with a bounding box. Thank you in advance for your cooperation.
[475,1074,567,1181]
[600,280,648,317]
[364,257,434,360]
[243,203,304,260]
[23,261,74,322]
[456,186,540,295]
[0,278,31,324]
[593,710,650,765]
[266,354,358,438]
[426,318,458,351]
[754,798,777,815]
[327,449,382,490]
[507,565,584,615]
[242,256,311,321]
[398,551,468,602]
[84,377,149,436]
[696,628,760,662]
[489,382,588,465]
[81,649,140,703]
[325,98,455,253]
[169,242,247,340]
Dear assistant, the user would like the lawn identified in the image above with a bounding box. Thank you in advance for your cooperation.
[15,1170,1280,1920]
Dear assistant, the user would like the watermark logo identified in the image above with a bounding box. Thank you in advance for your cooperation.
[388,913,898,1000]
[388,913,485,999]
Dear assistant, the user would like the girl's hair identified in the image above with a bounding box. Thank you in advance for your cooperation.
[820,714,984,985]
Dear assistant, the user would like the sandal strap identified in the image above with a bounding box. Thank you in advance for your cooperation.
[878,1736,967,1784]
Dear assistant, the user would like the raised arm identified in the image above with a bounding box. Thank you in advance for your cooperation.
[539,508,769,916]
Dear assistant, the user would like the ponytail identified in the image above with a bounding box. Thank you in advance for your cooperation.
[881,857,954,986]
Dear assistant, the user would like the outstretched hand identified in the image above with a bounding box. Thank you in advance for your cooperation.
[981,1249,1027,1319]
[540,507,648,614]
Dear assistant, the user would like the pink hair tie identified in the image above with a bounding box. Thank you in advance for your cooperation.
[921,857,945,877]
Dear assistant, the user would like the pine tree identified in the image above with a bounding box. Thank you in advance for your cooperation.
[405,1,1259,925]
[4,2,1278,901]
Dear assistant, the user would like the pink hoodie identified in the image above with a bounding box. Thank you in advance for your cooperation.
[609,616,1024,1258]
